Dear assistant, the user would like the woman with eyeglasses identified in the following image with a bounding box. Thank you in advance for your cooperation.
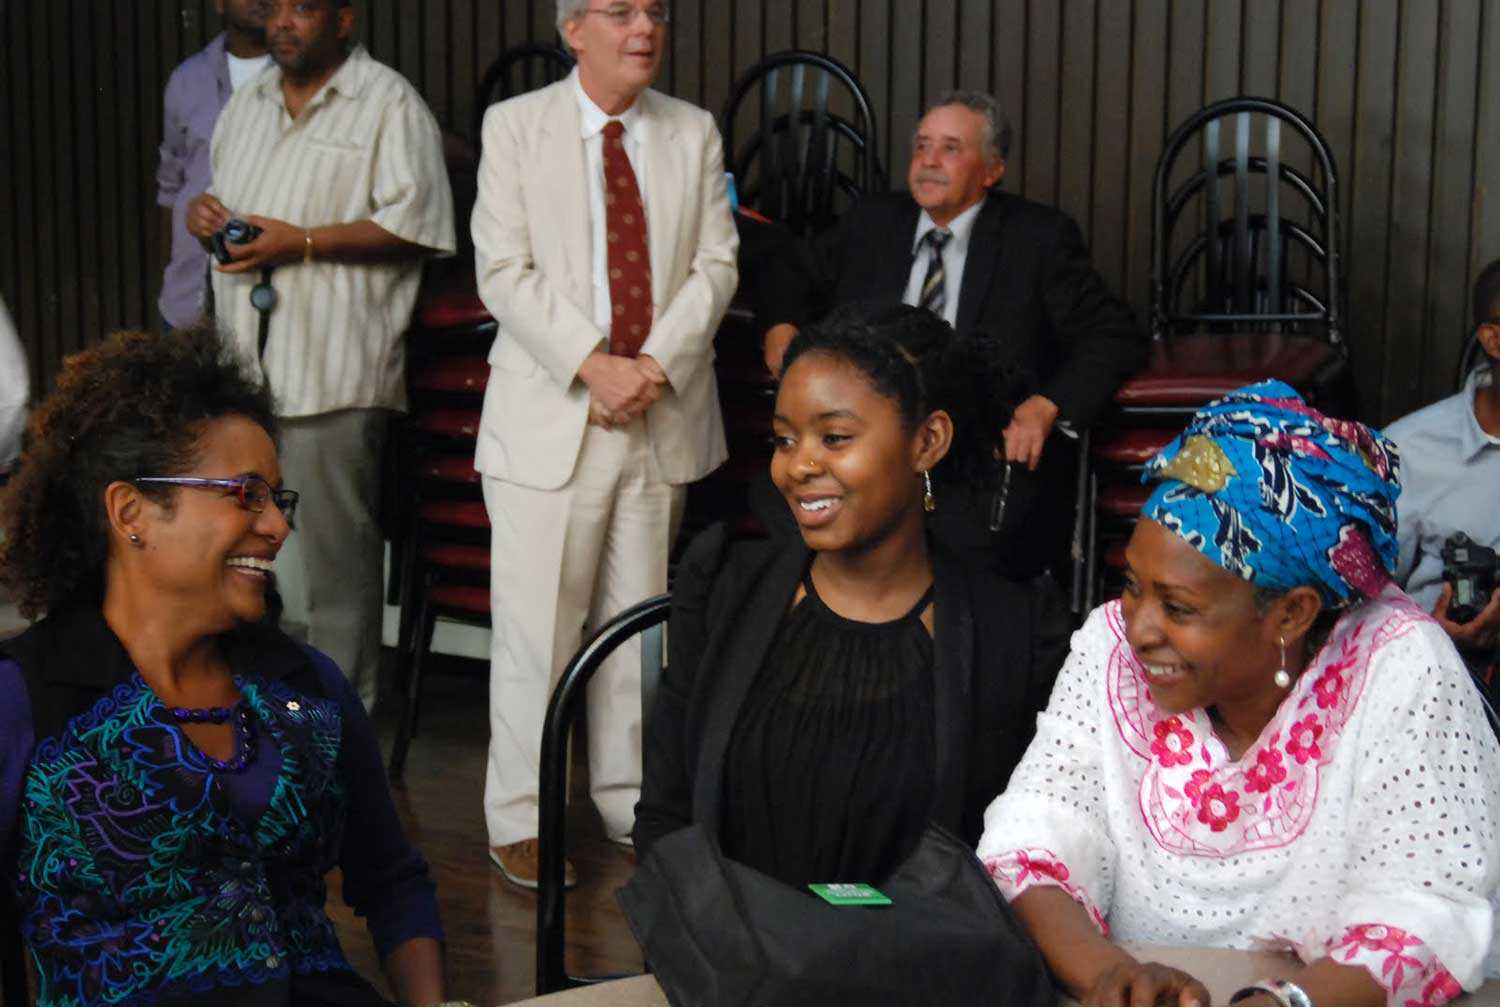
[0,328,455,1006]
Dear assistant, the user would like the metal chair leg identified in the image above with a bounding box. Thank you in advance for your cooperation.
[388,587,436,780]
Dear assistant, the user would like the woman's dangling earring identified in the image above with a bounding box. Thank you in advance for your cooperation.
[1274,635,1292,689]
[922,470,936,513]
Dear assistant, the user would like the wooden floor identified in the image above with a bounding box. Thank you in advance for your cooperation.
[331,654,645,1006]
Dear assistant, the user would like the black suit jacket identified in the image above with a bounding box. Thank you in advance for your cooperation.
[817,190,1145,431]
[632,525,1069,859]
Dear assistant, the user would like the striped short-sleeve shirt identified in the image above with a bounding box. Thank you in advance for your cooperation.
[208,45,455,417]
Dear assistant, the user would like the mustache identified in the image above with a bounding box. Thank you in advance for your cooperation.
[269,31,302,46]
[913,172,950,185]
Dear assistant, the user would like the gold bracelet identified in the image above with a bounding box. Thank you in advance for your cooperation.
[303,229,314,263]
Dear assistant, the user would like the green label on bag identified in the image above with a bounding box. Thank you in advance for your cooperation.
[807,883,892,906]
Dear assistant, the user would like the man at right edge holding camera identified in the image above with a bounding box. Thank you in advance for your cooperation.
[186,0,454,709]
[1388,258,1500,690]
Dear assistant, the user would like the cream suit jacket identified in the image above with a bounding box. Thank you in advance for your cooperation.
[471,79,738,490]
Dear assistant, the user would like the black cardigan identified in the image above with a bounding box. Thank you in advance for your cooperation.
[633,525,1069,857]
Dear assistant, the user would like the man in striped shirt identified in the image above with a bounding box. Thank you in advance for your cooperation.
[187,0,455,710]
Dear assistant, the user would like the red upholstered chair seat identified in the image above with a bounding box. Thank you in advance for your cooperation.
[1097,482,1151,520]
[1115,333,1341,408]
[415,409,481,439]
[418,499,489,529]
[426,583,490,616]
[417,266,493,331]
[418,454,480,483]
[1092,428,1181,467]
[412,356,488,394]
[418,542,489,571]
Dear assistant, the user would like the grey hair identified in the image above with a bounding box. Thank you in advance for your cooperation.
[920,90,1013,163]
[557,0,590,31]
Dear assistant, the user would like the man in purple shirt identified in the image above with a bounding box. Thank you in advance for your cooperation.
[155,0,273,330]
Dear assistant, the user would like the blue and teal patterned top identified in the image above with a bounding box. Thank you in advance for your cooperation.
[0,606,441,1007]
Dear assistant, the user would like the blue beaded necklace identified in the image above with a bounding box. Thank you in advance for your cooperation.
[168,699,259,773]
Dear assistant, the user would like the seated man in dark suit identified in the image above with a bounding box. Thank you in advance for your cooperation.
[763,90,1145,581]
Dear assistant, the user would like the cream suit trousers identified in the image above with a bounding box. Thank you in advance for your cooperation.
[482,416,685,845]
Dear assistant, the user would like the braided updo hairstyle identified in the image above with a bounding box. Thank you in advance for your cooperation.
[0,326,277,619]
[779,303,1028,487]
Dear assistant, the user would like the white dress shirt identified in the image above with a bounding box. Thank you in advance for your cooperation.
[573,70,648,337]
[901,198,985,328]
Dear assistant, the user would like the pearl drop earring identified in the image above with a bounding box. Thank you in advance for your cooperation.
[1274,635,1292,689]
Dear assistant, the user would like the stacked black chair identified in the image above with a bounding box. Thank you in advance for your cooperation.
[1075,96,1349,612]
[720,50,884,236]
[475,41,575,147]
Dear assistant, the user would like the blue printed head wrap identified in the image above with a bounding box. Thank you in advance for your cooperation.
[1141,380,1402,607]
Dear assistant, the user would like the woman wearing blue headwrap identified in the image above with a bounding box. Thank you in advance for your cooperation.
[977,381,1500,1007]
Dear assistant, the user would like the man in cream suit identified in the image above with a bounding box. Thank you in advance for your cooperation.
[471,0,737,887]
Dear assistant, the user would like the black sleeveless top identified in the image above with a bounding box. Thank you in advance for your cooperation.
[720,570,937,889]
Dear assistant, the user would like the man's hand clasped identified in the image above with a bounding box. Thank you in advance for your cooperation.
[581,351,668,430]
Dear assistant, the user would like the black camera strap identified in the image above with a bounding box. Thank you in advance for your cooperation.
[203,261,277,361]
[249,268,277,359]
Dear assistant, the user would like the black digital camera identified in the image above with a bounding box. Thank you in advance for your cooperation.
[1441,532,1499,624]
[210,217,263,265]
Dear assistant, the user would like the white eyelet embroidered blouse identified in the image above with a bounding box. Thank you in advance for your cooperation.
[978,586,1500,1007]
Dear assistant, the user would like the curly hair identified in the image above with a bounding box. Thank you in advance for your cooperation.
[0,326,277,619]
[779,303,1029,487]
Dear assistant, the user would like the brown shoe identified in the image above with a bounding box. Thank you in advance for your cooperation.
[488,838,577,890]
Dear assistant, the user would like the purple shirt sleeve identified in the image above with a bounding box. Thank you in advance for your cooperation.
[0,659,35,883]
[305,648,445,957]
[156,67,190,208]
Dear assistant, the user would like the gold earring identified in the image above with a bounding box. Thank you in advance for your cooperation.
[922,470,935,513]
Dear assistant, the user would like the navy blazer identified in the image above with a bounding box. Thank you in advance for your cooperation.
[633,526,1069,859]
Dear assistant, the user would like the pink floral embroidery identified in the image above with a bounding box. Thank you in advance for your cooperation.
[1330,924,1427,996]
[984,848,1110,937]
[1404,970,1463,1007]
[1194,783,1241,832]
[1106,590,1420,857]
[1285,714,1324,764]
[1313,666,1345,709]
[1150,717,1196,767]
[1244,747,1287,793]
[1182,769,1212,803]
[1011,850,1071,887]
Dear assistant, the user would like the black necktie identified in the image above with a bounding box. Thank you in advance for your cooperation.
[919,228,952,317]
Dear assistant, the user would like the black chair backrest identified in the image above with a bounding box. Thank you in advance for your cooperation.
[536,593,671,997]
[474,41,576,145]
[720,50,884,236]
[1151,96,1343,347]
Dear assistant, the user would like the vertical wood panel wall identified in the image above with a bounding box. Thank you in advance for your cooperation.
[2,0,1497,424]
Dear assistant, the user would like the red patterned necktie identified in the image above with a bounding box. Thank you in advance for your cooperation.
[602,119,652,357]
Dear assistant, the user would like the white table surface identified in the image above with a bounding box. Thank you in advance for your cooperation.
[508,946,1500,1006]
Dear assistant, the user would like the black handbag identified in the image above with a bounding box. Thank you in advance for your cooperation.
[618,567,1057,1007]
[619,819,1056,1007]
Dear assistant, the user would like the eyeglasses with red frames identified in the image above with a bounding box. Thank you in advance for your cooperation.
[134,475,299,523]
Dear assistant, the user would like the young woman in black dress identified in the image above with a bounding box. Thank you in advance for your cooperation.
[633,304,1068,886]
